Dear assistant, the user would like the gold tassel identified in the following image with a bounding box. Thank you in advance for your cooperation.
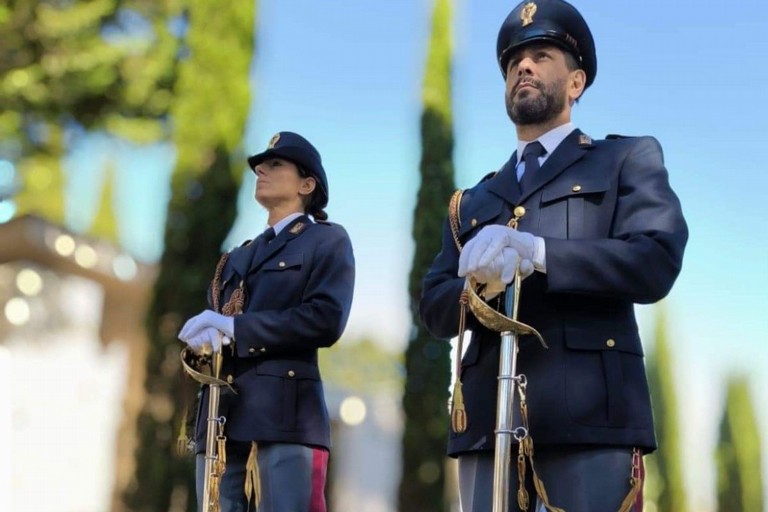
[450,380,467,433]
[176,406,189,456]
[617,448,643,512]
[244,441,261,508]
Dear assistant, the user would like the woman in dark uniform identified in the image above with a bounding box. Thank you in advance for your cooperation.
[178,131,355,512]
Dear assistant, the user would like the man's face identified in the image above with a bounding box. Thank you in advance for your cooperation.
[504,43,576,126]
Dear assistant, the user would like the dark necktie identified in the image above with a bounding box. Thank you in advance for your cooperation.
[519,141,546,195]
[259,227,275,247]
[251,227,275,262]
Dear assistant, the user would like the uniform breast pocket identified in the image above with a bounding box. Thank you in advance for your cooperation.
[263,252,304,272]
[540,179,611,239]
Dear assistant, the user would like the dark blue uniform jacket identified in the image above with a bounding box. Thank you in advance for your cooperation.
[195,215,355,451]
[420,130,688,456]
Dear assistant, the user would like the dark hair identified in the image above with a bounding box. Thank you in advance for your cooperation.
[562,50,584,103]
[298,166,328,221]
[563,50,580,72]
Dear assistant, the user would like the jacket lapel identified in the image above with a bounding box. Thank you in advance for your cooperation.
[519,129,594,203]
[228,239,258,281]
[248,215,311,274]
[486,156,522,206]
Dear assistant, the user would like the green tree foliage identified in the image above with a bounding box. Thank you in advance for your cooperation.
[123,1,256,510]
[319,338,403,396]
[0,0,180,224]
[645,306,688,512]
[398,1,455,510]
[716,375,764,512]
[91,166,119,241]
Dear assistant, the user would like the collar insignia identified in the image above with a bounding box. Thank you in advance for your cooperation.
[521,2,537,27]
[578,134,593,146]
[289,221,306,235]
[267,133,280,149]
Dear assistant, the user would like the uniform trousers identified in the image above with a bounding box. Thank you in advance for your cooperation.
[196,442,329,512]
[457,445,639,512]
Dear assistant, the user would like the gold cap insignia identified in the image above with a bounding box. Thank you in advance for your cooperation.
[267,133,280,149]
[521,2,537,27]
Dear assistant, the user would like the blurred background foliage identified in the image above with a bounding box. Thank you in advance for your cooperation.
[2,1,255,510]
[0,0,181,228]
[399,0,455,510]
[716,376,764,512]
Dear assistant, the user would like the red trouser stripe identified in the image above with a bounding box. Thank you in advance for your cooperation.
[308,448,329,512]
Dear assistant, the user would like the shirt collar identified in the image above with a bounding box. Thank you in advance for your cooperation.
[516,122,577,166]
[269,212,308,236]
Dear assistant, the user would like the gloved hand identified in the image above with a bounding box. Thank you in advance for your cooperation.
[178,310,235,342]
[466,247,534,283]
[459,246,534,296]
[458,225,545,278]
[181,326,230,354]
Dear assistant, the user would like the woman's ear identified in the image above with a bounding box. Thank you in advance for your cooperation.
[299,177,317,196]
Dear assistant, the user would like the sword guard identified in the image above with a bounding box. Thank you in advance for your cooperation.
[466,277,548,348]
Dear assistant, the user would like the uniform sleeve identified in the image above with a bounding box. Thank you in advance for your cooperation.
[419,217,472,340]
[544,136,688,303]
[234,226,355,357]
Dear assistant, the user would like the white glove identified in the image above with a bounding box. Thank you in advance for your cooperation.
[468,247,534,283]
[460,246,534,297]
[178,310,235,342]
[458,225,546,278]
[181,326,230,354]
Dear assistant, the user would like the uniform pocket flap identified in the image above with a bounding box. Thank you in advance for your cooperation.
[263,252,303,271]
[564,324,643,355]
[255,359,320,380]
[457,201,503,238]
[541,179,610,204]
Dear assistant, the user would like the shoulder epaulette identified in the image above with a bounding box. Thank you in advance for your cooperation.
[479,170,498,183]
[239,239,253,248]
[606,134,636,139]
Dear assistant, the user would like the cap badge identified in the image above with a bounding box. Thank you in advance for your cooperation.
[520,2,537,27]
[267,133,280,149]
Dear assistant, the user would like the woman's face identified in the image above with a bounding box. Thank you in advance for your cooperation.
[254,157,316,210]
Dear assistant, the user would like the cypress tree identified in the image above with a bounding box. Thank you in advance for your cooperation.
[398,0,455,510]
[123,1,256,510]
[645,306,688,512]
[716,375,764,512]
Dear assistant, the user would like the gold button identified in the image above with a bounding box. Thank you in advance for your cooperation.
[248,347,256,354]
[606,339,616,348]
[513,206,526,218]
[572,185,582,193]
[470,218,478,227]
[278,261,286,268]
[288,370,295,377]
[226,374,234,384]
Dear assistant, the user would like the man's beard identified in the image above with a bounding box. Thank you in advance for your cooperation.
[506,77,567,126]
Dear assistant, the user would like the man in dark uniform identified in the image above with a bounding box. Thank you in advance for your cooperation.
[420,1,688,511]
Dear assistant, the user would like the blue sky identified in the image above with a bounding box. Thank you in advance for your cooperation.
[52,1,768,508]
